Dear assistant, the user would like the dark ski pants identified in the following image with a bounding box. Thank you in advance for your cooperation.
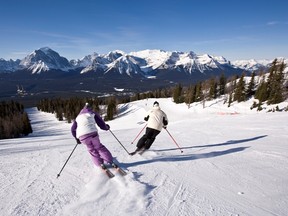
[136,127,160,150]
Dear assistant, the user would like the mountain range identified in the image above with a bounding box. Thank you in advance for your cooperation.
[0,47,286,106]
[0,47,281,74]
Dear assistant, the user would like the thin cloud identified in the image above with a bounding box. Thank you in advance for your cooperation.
[91,27,143,41]
[266,21,279,26]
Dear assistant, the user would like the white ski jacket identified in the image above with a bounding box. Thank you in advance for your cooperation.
[145,106,168,131]
[75,112,98,138]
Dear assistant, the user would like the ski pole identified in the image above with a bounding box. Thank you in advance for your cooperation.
[165,128,183,153]
[109,129,130,155]
[56,142,79,178]
[131,123,147,144]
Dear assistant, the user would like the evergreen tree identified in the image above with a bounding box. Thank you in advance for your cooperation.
[56,110,64,121]
[106,97,117,121]
[255,78,269,103]
[219,73,227,95]
[184,85,195,108]
[195,82,203,102]
[208,77,217,100]
[246,72,255,98]
[0,100,32,139]
[234,73,246,102]
[267,59,285,104]
[22,112,33,135]
[173,83,183,104]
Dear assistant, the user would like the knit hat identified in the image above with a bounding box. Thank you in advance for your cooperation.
[84,102,92,109]
[153,101,159,107]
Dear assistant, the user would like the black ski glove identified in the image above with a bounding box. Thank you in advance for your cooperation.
[75,138,81,144]
[105,124,110,130]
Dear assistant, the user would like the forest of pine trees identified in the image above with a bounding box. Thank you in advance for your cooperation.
[36,96,122,122]
[0,101,33,139]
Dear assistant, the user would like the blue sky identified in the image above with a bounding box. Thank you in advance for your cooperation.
[1,0,287,61]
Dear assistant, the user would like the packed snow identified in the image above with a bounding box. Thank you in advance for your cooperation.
[1,98,288,216]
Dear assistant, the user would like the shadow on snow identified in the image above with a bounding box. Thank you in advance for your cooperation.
[122,135,268,168]
[123,146,250,168]
[155,135,268,152]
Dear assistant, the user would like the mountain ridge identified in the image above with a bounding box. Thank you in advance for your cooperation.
[1,47,285,74]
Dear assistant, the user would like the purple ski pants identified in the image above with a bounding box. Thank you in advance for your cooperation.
[81,134,113,166]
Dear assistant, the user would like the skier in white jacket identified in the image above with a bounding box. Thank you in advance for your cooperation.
[130,101,168,155]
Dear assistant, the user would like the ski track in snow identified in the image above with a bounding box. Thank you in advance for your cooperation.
[1,98,288,216]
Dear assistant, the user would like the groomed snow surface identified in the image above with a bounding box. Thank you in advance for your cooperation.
[1,98,288,216]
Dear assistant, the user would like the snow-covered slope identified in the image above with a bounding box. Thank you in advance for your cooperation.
[1,98,288,216]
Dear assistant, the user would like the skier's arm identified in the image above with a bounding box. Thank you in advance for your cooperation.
[71,121,77,138]
[162,112,168,128]
[94,112,110,130]
[144,109,152,121]
[71,121,81,143]
[163,117,168,126]
[144,115,149,121]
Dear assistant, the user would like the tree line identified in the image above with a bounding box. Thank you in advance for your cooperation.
[37,59,287,124]
[0,101,33,139]
[36,96,118,122]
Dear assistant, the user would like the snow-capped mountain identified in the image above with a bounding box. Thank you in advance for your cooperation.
[74,49,240,78]
[0,58,20,72]
[129,50,232,74]
[18,47,72,74]
[104,55,144,77]
[232,59,271,72]
[129,49,173,72]
[70,52,100,68]
[232,58,288,73]
[0,47,280,75]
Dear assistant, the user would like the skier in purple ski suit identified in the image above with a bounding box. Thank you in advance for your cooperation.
[71,103,114,167]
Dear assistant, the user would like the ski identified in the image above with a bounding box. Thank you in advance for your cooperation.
[129,151,137,156]
[101,163,127,178]
[129,148,146,156]
[101,164,115,178]
[111,162,127,176]
[138,149,146,155]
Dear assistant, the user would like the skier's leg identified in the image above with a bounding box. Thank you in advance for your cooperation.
[83,136,104,166]
[144,129,160,149]
[136,134,148,150]
[90,135,113,164]
[98,143,113,164]
[144,138,155,149]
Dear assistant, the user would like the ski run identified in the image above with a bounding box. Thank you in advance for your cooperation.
[1,97,288,216]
